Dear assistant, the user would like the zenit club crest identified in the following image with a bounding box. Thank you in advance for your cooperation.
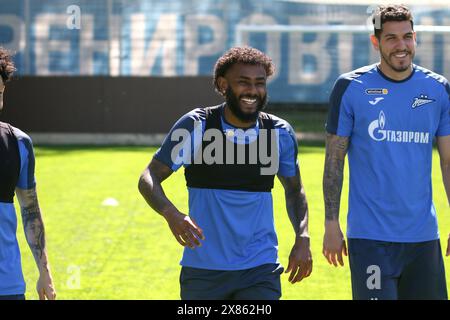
[412,94,435,109]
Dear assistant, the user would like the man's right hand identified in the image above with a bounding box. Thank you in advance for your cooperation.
[163,210,205,249]
[322,220,347,267]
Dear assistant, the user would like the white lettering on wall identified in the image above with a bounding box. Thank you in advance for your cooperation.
[0,15,25,53]
[184,14,226,75]
[238,14,281,82]
[34,14,70,75]
[131,13,177,76]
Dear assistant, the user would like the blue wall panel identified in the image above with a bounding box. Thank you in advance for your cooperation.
[0,0,449,102]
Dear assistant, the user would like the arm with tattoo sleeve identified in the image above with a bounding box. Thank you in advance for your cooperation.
[278,171,313,284]
[322,134,349,267]
[138,158,204,249]
[16,187,56,300]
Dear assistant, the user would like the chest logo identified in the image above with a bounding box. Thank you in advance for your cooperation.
[368,110,430,144]
[369,97,384,105]
[412,94,435,109]
[365,88,389,95]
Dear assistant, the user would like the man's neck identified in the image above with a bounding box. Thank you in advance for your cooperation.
[223,104,257,129]
[378,62,413,81]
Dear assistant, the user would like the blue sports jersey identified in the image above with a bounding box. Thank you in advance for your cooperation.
[154,104,298,270]
[0,126,35,295]
[327,64,450,242]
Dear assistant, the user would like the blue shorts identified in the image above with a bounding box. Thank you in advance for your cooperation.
[0,294,25,300]
[180,263,283,300]
[348,239,448,300]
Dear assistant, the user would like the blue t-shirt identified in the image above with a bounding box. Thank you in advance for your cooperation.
[327,64,450,242]
[154,105,298,270]
[0,126,35,295]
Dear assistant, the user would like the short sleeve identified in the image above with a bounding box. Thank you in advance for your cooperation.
[153,108,206,171]
[277,122,299,177]
[436,82,450,137]
[16,133,36,189]
[326,77,354,137]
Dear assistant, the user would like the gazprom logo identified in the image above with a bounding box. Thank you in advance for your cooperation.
[368,110,429,144]
[378,111,385,130]
[368,111,386,141]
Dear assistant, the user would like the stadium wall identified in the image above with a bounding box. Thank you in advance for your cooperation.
[1,76,223,139]
[1,0,449,104]
[1,1,449,143]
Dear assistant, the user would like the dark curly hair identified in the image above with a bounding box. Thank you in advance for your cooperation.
[0,47,16,84]
[372,5,414,39]
[213,46,275,94]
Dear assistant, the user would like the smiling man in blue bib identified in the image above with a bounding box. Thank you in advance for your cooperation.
[138,47,312,300]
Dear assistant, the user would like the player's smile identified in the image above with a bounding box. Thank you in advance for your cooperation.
[224,86,267,123]
[220,63,268,124]
[371,20,416,80]
[239,95,260,112]
[383,49,412,72]
[241,96,257,106]
[392,51,408,59]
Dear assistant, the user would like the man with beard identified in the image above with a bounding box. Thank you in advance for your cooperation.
[138,46,312,300]
[323,5,450,299]
[0,47,56,300]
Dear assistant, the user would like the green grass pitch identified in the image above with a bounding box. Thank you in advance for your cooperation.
[15,144,450,299]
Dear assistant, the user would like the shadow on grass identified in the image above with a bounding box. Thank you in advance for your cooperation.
[300,140,325,148]
[34,145,158,158]
[34,141,325,158]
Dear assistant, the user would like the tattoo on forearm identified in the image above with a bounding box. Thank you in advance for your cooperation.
[323,135,348,221]
[18,189,47,261]
[138,159,177,216]
[280,174,309,237]
[23,211,46,260]
[287,187,308,236]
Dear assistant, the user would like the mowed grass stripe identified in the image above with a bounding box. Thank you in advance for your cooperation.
[14,145,450,299]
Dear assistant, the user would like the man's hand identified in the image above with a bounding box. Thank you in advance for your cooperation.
[164,210,205,249]
[37,271,56,300]
[285,236,313,284]
[323,220,347,267]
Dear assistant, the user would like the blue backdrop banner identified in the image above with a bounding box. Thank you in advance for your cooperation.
[1,0,449,102]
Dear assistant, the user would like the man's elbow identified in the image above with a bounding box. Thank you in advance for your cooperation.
[138,173,150,196]
[440,157,450,170]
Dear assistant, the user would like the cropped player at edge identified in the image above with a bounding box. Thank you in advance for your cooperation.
[0,48,56,300]
[323,4,450,300]
[139,47,312,300]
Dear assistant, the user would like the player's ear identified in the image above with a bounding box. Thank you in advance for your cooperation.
[217,76,228,96]
[370,34,380,51]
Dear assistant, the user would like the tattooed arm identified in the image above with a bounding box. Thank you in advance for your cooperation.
[16,187,56,300]
[322,133,349,267]
[278,170,313,284]
[138,158,204,249]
